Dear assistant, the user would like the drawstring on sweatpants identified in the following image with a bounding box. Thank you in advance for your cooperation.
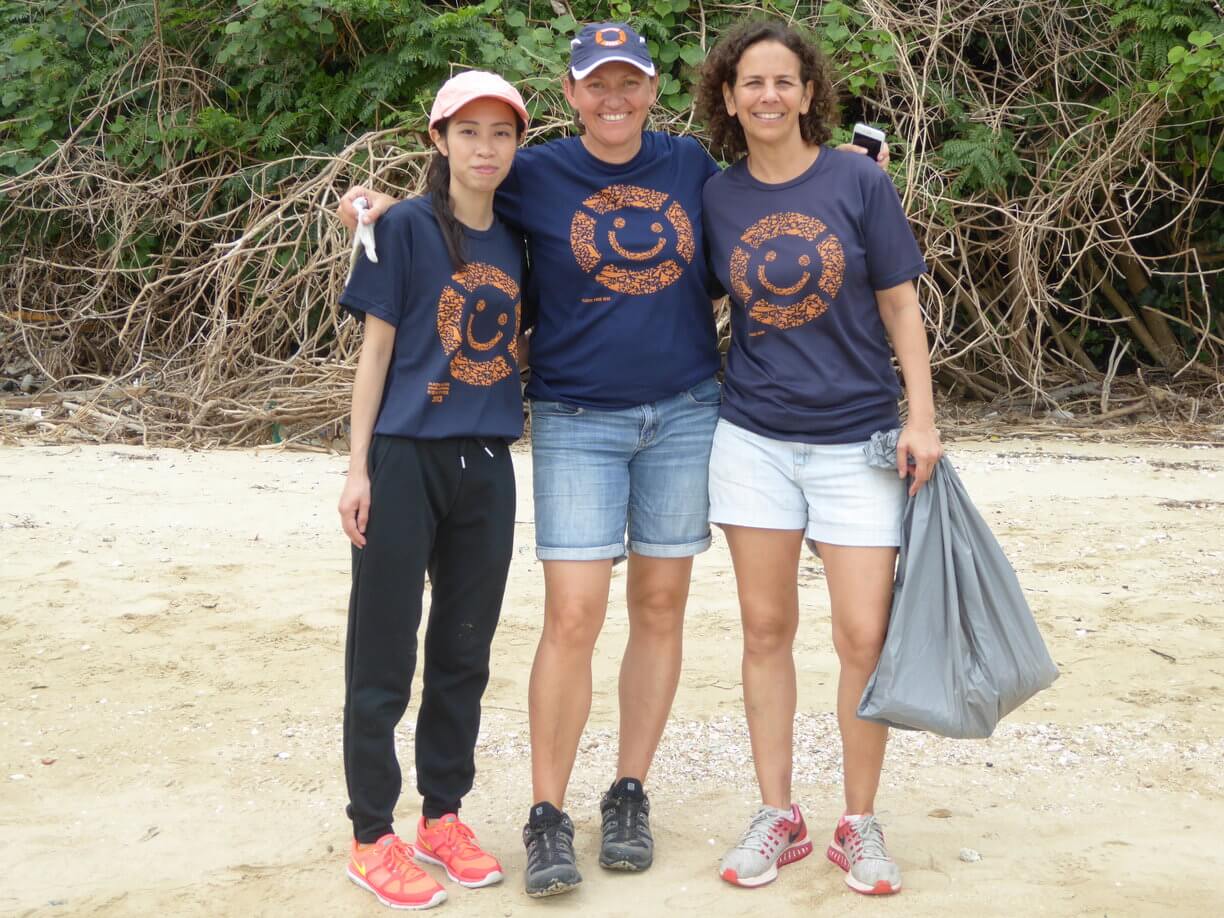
[460,439,497,469]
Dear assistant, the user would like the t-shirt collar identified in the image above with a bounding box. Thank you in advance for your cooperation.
[735,146,830,191]
[572,132,656,174]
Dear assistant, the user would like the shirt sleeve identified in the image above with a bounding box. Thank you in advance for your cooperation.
[861,168,927,291]
[339,207,413,327]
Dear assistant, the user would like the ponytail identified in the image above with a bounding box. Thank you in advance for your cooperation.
[427,118,468,272]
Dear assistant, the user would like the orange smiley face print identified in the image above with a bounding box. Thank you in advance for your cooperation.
[729,213,845,330]
[570,184,696,295]
[436,262,522,387]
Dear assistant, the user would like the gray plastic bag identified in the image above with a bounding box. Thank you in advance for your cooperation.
[857,429,1059,738]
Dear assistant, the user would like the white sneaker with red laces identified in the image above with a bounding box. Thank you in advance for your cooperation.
[719,804,813,888]
[827,814,902,895]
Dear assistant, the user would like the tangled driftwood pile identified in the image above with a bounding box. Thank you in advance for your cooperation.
[1,0,1220,446]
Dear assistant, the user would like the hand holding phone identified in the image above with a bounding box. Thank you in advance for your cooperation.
[851,123,886,162]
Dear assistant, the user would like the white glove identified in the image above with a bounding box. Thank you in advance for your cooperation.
[352,196,378,264]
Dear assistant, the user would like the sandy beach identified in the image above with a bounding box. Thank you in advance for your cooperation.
[2,436,1222,917]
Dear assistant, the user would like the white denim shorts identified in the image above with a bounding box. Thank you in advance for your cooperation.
[708,419,904,548]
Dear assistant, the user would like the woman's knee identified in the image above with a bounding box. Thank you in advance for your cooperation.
[832,620,887,671]
[627,586,686,637]
[741,603,797,657]
[542,600,605,650]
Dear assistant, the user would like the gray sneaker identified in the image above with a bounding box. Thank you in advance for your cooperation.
[719,804,812,887]
[522,803,582,898]
[826,814,902,895]
[599,777,653,871]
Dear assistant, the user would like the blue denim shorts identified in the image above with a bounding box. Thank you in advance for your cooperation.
[529,377,721,561]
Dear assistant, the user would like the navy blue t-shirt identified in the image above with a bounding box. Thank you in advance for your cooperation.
[702,148,927,443]
[340,197,526,440]
[495,132,721,409]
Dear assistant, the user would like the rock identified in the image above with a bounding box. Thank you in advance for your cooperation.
[959,847,982,862]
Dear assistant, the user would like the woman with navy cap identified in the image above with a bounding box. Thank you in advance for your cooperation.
[338,23,887,898]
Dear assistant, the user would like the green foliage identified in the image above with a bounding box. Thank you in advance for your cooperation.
[817,0,898,97]
[3,0,1221,386]
[939,124,1024,195]
[0,0,915,175]
[1108,0,1224,178]
[0,1,90,173]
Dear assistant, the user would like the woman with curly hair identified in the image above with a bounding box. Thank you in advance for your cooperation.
[696,19,941,895]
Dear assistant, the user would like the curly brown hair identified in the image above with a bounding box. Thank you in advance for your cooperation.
[696,19,839,161]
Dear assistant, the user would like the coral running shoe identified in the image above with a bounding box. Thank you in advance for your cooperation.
[347,834,447,910]
[720,804,812,888]
[415,814,505,888]
[826,814,902,895]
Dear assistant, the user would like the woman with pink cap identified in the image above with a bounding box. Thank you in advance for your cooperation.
[338,70,529,910]
[338,23,888,899]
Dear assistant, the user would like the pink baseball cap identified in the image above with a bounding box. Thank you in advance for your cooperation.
[429,71,530,130]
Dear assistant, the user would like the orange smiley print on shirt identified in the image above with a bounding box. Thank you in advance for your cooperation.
[436,262,522,387]
[729,213,845,330]
[570,184,696,295]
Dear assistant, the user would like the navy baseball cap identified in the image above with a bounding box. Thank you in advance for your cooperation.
[569,22,656,80]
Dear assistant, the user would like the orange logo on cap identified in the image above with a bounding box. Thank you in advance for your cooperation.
[594,28,628,47]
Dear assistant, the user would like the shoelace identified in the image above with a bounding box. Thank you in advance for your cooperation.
[381,837,419,875]
[528,821,573,868]
[734,808,788,856]
[844,816,888,862]
[436,820,482,859]
[604,795,645,842]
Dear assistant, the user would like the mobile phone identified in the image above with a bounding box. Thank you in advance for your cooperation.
[851,123,885,161]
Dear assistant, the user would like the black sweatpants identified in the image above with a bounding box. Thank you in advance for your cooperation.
[343,434,515,843]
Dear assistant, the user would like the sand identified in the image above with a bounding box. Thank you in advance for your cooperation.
[2,436,1223,917]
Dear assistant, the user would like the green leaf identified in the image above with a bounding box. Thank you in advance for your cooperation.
[679,44,704,66]
[506,10,526,28]
[552,14,576,34]
[826,23,850,43]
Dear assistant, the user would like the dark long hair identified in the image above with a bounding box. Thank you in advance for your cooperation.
[427,118,468,272]
[696,19,839,161]
[427,114,525,272]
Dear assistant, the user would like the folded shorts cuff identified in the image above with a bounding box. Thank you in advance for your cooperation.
[628,533,712,558]
[536,541,626,562]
